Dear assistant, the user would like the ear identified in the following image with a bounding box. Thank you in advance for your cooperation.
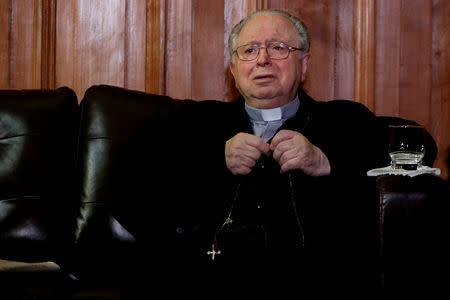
[300,53,311,82]
[229,61,236,78]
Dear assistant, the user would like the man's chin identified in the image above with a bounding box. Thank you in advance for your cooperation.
[246,95,285,109]
[251,89,279,100]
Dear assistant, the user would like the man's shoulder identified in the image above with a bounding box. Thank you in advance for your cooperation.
[308,98,376,123]
[314,99,372,113]
[299,90,373,117]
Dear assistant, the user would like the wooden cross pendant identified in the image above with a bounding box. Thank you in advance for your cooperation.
[207,244,221,261]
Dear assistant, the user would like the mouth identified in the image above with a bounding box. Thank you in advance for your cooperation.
[253,74,276,81]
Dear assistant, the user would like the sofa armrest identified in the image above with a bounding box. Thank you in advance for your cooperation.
[0,259,60,272]
[377,174,450,297]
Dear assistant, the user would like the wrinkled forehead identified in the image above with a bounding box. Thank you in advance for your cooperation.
[236,14,299,46]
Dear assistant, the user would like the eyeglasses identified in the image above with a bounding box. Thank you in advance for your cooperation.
[233,42,304,61]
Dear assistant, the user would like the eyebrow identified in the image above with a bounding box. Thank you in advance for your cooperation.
[241,39,289,45]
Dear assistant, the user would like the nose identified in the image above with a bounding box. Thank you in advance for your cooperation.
[256,47,271,66]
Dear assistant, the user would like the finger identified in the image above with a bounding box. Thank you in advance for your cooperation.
[226,149,258,168]
[231,165,252,175]
[238,154,258,169]
[270,130,295,151]
[246,136,271,156]
[272,139,289,162]
[280,157,300,174]
[227,156,253,175]
[245,146,266,161]
[278,148,298,166]
[229,140,266,162]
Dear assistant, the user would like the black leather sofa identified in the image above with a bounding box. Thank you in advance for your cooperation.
[0,85,448,299]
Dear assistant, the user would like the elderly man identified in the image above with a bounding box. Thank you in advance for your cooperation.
[154,8,387,282]
[129,9,388,294]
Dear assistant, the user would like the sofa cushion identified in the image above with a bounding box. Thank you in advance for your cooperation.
[0,87,78,263]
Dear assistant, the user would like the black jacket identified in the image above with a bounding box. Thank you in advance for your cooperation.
[160,90,386,261]
[128,90,389,294]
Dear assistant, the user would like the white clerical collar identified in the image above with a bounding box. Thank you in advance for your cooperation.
[245,96,300,122]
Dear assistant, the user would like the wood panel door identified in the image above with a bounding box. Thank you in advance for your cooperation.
[0,0,448,178]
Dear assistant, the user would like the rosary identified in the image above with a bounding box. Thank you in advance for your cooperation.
[205,172,305,262]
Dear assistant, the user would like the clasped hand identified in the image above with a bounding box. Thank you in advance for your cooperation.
[225,130,331,176]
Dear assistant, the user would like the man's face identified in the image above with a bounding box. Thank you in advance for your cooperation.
[230,14,310,109]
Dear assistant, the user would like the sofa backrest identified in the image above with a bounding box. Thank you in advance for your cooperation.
[71,84,182,281]
[0,87,79,263]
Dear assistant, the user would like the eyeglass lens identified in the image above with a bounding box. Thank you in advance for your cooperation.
[237,43,289,60]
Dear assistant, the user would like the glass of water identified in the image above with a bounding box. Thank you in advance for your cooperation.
[388,125,425,170]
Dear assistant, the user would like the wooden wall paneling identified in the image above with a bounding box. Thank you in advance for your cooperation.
[431,0,449,178]
[124,0,146,92]
[191,0,225,101]
[399,0,433,129]
[1,0,56,90]
[248,0,267,12]
[79,0,126,99]
[0,0,10,89]
[375,0,401,117]
[146,0,166,95]
[8,0,42,89]
[145,0,164,95]
[334,0,354,100]
[302,0,338,102]
[266,0,289,11]
[165,0,192,100]
[354,0,375,111]
[32,0,42,89]
[56,0,126,100]
[55,0,76,95]
[41,0,56,90]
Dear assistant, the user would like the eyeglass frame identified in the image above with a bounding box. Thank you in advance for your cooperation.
[232,42,305,61]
